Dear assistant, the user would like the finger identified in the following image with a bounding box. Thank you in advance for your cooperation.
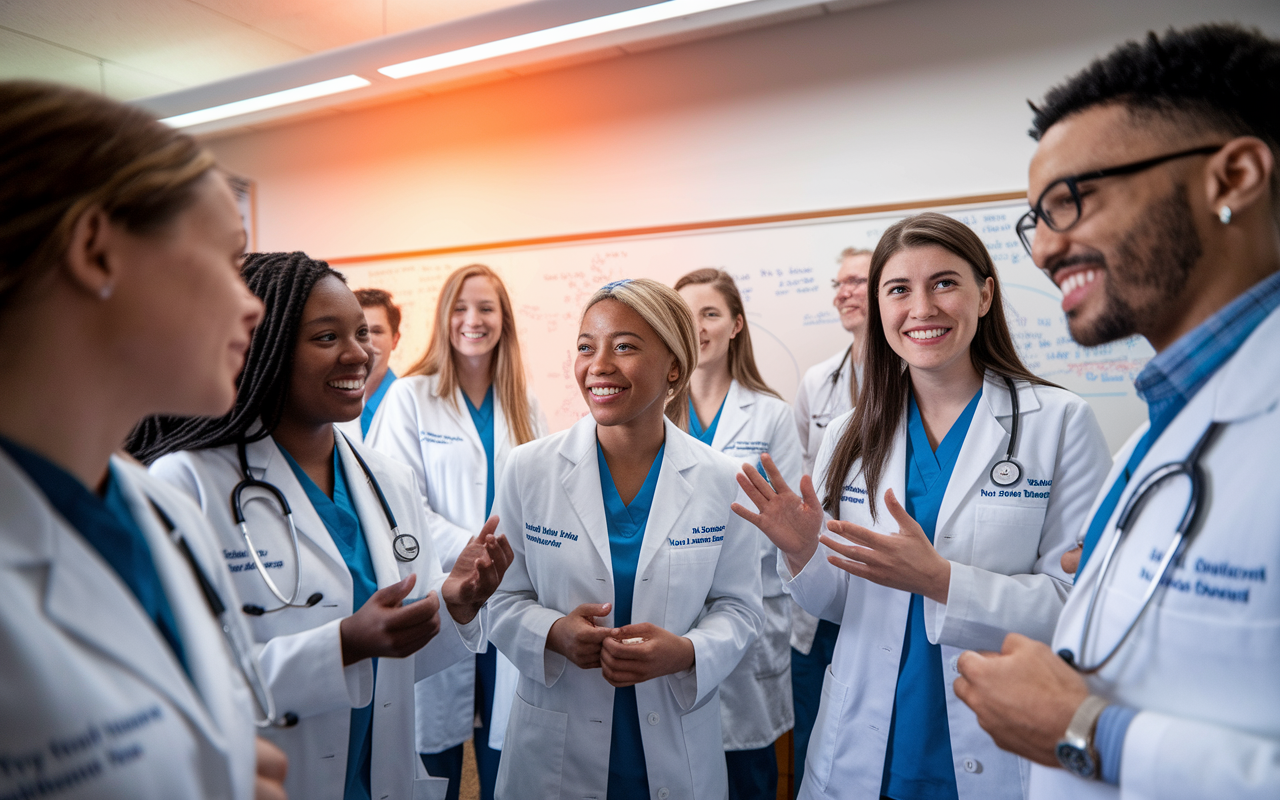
[955,649,990,677]
[735,470,771,510]
[493,534,515,571]
[372,574,416,607]
[254,777,287,800]
[758,452,794,496]
[1001,632,1031,655]
[255,738,288,783]
[819,534,875,565]
[826,553,876,581]
[799,473,822,510]
[883,488,922,534]
[479,515,500,541]
[825,519,878,548]
[729,501,765,529]
[577,602,612,620]
[387,590,441,631]
[581,625,615,644]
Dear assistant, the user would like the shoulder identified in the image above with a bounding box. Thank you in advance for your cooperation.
[671,427,740,482]
[510,425,571,463]
[1024,383,1098,427]
[150,444,238,484]
[350,437,417,485]
[746,389,793,421]
[385,373,436,404]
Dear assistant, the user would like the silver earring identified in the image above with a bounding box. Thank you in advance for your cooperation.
[98,283,113,300]
[1219,206,1233,225]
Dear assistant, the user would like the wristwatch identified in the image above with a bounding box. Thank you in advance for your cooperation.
[1055,695,1109,779]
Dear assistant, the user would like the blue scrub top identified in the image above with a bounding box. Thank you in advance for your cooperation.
[360,369,397,438]
[279,441,380,800]
[686,394,726,446]
[880,389,982,800]
[463,385,496,518]
[597,439,664,800]
[0,436,189,677]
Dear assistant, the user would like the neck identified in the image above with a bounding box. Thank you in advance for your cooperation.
[455,350,493,406]
[0,292,142,491]
[271,416,337,496]
[596,406,666,466]
[364,362,389,401]
[689,361,733,418]
[908,357,984,449]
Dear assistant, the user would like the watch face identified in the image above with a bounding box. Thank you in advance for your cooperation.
[1055,742,1097,779]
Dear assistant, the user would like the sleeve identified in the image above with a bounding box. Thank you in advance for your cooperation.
[366,381,477,570]
[778,413,851,623]
[756,404,806,598]
[924,396,1113,651]
[529,393,550,439]
[666,479,765,710]
[1117,711,1280,799]
[484,449,570,689]
[150,453,375,720]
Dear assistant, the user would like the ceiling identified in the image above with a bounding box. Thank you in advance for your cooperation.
[0,0,531,101]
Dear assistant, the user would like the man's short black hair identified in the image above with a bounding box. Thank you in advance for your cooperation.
[1029,23,1280,155]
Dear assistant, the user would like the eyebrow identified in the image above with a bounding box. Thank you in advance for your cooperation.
[577,330,645,340]
[882,269,964,286]
[303,314,361,327]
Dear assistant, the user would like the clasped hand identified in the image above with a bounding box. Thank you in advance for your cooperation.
[547,605,694,686]
[731,455,949,603]
[442,516,514,625]
[340,574,440,666]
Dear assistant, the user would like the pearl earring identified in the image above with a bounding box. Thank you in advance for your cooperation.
[98,283,113,300]
[1219,206,1233,225]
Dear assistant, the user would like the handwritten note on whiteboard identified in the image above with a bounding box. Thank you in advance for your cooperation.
[337,200,1151,452]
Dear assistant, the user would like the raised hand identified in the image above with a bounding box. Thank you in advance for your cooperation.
[821,487,951,603]
[545,603,615,669]
[730,452,825,574]
[253,737,288,800]
[339,574,441,665]
[600,623,695,687]
[442,516,514,625]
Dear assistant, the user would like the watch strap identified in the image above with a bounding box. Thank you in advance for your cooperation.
[1056,695,1109,778]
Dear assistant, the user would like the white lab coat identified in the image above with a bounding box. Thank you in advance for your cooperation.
[1031,304,1280,800]
[487,415,764,800]
[706,380,803,750]
[151,431,484,800]
[0,451,257,799]
[785,373,1111,800]
[791,344,858,654]
[366,373,548,753]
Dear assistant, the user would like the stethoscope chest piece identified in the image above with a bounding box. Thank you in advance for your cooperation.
[990,459,1023,487]
[393,533,420,562]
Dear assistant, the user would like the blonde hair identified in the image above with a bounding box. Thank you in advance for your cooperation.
[582,279,698,425]
[668,268,780,431]
[406,264,536,446]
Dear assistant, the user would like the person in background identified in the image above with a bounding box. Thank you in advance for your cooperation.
[672,268,803,800]
[954,24,1280,800]
[337,288,401,441]
[788,245,872,785]
[367,264,547,800]
[487,278,762,800]
[0,80,285,799]
[737,213,1110,800]
[133,252,511,800]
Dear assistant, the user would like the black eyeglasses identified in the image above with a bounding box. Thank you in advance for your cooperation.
[1015,144,1225,255]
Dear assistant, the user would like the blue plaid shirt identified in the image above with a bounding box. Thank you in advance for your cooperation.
[1084,267,1280,786]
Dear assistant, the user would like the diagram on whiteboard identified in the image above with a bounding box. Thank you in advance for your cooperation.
[337,200,1151,451]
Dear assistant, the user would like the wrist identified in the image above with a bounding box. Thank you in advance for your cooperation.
[1055,695,1109,780]
[445,598,480,626]
[927,559,951,604]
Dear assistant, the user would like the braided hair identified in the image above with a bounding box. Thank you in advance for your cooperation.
[127,251,344,463]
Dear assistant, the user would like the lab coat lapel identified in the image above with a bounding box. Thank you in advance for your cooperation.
[249,436,347,572]
[34,467,220,750]
[710,380,752,452]
[636,419,695,581]
[494,391,512,478]
[334,432,402,589]
[450,385,486,458]
[559,417,613,576]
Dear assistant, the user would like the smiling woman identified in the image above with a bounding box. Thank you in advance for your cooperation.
[131,251,515,800]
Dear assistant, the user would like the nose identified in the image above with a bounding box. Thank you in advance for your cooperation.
[1031,218,1069,273]
[341,335,372,367]
[242,285,265,329]
[909,288,937,319]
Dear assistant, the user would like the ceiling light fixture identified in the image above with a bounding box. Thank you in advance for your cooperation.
[378,0,759,79]
[159,75,372,128]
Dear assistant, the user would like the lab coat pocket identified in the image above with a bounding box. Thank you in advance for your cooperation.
[806,665,849,793]
[498,692,568,800]
[681,697,725,798]
[972,504,1046,575]
[666,546,721,631]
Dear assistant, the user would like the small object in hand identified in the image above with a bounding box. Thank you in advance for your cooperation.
[620,637,646,644]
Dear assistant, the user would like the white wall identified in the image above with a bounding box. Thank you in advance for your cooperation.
[207,0,1280,260]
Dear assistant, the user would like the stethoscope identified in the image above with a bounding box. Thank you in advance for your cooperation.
[1059,421,1222,674]
[989,375,1025,488]
[146,498,295,728]
[812,346,853,429]
[231,432,420,617]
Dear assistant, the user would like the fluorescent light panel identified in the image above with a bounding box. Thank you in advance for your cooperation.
[160,75,372,128]
[379,0,759,79]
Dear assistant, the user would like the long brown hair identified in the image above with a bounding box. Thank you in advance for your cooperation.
[406,264,536,446]
[822,212,1054,520]
[667,268,780,430]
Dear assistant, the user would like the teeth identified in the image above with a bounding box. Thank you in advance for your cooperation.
[906,328,948,340]
[462,332,486,339]
[1059,269,1099,296]
[329,379,365,390]
[590,387,623,396]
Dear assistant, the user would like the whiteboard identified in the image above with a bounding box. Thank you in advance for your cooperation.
[334,199,1151,453]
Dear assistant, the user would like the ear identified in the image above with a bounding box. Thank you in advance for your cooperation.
[1202,136,1274,222]
[977,276,994,317]
[731,314,744,339]
[63,205,119,300]
[391,331,401,349]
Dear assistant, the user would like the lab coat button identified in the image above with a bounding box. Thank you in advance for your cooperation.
[963,758,981,773]
[657,788,670,800]
[647,712,660,725]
